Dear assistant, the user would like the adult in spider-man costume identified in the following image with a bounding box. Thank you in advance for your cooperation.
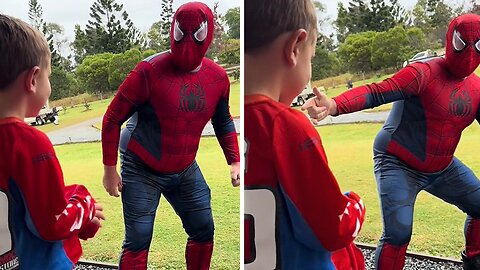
[101,2,240,269]
[304,13,480,270]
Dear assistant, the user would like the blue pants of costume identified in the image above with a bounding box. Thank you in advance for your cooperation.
[119,152,214,269]
[373,154,480,270]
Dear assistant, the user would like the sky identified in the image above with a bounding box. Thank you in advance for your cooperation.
[0,0,240,49]
[0,0,467,50]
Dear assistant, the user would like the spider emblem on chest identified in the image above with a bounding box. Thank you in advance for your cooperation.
[449,88,472,117]
[179,83,207,113]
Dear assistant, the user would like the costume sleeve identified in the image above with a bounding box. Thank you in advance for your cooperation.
[102,61,151,166]
[333,63,430,114]
[211,76,240,164]
[272,110,365,251]
[13,133,96,241]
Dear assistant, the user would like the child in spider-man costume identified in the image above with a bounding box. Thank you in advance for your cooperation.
[304,13,480,270]
[101,2,240,269]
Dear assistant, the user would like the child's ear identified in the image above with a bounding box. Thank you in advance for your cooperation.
[284,29,308,67]
[24,66,40,94]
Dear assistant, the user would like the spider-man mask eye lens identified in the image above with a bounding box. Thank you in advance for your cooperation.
[475,40,480,52]
[193,21,208,42]
[174,20,184,42]
[453,29,466,51]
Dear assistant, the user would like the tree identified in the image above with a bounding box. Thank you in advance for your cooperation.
[50,67,79,100]
[159,0,173,44]
[219,39,240,65]
[468,0,480,14]
[146,0,173,52]
[337,31,378,73]
[75,53,114,96]
[72,0,142,64]
[28,0,61,66]
[405,27,429,56]
[312,45,341,80]
[108,48,143,90]
[207,2,226,61]
[147,21,164,51]
[335,0,406,43]
[371,26,409,69]
[223,7,239,39]
[411,0,453,46]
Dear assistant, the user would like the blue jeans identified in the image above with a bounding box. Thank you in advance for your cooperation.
[120,152,214,252]
[373,154,480,266]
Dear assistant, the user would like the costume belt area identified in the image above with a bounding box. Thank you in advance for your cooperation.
[101,2,239,269]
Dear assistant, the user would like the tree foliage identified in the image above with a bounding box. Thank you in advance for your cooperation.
[335,0,406,43]
[207,2,226,61]
[147,0,173,51]
[371,26,409,69]
[108,48,143,90]
[338,31,378,73]
[50,67,80,100]
[223,7,239,39]
[28,0,61,66]
[411,0,453,46]
[75,53,114,95]
[72,0,143,64]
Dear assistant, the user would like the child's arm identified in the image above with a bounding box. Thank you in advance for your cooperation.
[13,133,97,241]
[273,110,365,252]
[211,75,240,166]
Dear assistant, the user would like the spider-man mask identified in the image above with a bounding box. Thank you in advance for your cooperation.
[445,13,480,78]
[170,2,214,72]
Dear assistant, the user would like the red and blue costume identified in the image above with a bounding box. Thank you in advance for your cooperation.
[0,118,99,270]
[244,95,366,270]
[101,2,239,269]
[331,14,480,269]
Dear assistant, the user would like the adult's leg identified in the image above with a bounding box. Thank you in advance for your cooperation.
[119,154,162,270]
[424,157,480,269]
[163,162,214,270]
[373,155,426,270]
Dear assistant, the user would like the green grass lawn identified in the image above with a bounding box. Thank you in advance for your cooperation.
[36,99,112,133]
[55,138,239,269]
[317,123,480,259]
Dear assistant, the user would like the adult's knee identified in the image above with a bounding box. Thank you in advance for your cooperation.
[124,218,155,251]
[186,213,214,242]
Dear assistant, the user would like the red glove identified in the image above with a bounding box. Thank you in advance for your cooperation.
[331,242,365,270]
[78,219,100,240]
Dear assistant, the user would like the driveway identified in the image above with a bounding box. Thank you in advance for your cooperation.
[47,117,241,145]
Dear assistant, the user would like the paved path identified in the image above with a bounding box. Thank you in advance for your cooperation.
[316,110,390,126]
[47,116,241,145]
[47,110,391,145]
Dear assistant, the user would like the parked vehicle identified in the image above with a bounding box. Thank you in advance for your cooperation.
[403,50,438,67]
[24,103,60,126]
[291,83,325,107]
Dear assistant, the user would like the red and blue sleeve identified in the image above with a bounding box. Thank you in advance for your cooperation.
[333,63,430,114]
[102,61,151,166]
[13,133,97,257]
[211,76,240,164]
[272,110,365,251]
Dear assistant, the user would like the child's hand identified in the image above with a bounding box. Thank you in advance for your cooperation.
[94,203,105,221]
[78,203,105,240]
[301,87,337,123]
